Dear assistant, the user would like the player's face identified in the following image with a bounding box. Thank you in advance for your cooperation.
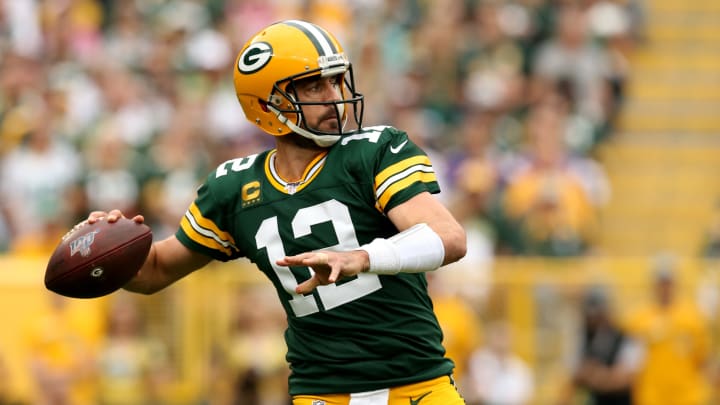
[293,75,344,133]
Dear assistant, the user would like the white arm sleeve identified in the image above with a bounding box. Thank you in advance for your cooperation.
[359,223,445,275]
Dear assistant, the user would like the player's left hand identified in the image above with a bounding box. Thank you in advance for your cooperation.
[277,250,369,294]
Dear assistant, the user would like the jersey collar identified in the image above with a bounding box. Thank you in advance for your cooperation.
[264,149,328,195]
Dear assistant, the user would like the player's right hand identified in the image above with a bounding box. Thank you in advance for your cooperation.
[278,249,370,294]
[88,210,145,225]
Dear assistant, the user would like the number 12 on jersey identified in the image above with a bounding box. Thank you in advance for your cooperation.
[254,200,382,317]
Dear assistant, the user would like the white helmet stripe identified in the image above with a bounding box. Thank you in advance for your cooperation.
[283,20,337,57]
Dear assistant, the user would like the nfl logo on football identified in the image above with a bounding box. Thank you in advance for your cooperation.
[69,230,99,258]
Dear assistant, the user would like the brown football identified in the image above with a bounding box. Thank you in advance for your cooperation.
[45,217,152,298]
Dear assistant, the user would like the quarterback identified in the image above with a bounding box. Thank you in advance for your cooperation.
[88,20,467,404]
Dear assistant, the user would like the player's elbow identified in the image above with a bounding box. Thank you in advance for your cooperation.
[443,223,467,265]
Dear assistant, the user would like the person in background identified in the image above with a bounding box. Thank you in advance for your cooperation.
[0,102,82,255]
[557,286,640,405]
[426,272,483,389]
[624,253,712,405]
[95,293,169,405]
[500,94,599,256]
[462,320,534,405]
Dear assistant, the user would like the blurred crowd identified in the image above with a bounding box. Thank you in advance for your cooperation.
[0,0,654,404]
[0,0,644,258]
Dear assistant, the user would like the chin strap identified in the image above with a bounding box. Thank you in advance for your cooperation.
[268,104,341,147]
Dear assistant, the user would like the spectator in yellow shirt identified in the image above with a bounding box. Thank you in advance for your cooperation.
[624,254,712,405]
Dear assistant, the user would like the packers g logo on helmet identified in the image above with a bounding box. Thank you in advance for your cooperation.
[232,20,364,147]
[237,42,273,74]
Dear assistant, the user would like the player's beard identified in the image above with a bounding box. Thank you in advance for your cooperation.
[308,109,341,133]
[290,109,341,150]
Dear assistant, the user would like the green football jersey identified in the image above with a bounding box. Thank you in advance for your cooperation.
[176,125,455,394]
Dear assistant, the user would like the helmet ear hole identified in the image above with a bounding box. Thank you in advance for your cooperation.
[259,99,270,113]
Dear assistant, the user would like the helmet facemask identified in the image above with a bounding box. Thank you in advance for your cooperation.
[266,63,364,147]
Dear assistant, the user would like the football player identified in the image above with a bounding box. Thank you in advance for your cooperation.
[88,20,467,404]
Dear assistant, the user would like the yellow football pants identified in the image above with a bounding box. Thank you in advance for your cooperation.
[292,375,465,405]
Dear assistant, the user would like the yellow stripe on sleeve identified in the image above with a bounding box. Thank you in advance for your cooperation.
[188,203,236,245]
[179,203,236,256]
[376,170,437,210]
[179,216,232,256]
[374,155,432,187]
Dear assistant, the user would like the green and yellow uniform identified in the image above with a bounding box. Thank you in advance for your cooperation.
[176,126,456,395]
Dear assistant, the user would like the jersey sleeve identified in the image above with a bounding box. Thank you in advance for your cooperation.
[175,175,243,262]
[373,127,441,213]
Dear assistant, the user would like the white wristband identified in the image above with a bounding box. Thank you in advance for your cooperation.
[359,223,445,275]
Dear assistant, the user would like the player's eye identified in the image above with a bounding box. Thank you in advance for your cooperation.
[295,79,322,95]
[307,82,322,93]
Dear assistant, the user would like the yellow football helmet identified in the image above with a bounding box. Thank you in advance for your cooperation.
[233,20,364,147]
